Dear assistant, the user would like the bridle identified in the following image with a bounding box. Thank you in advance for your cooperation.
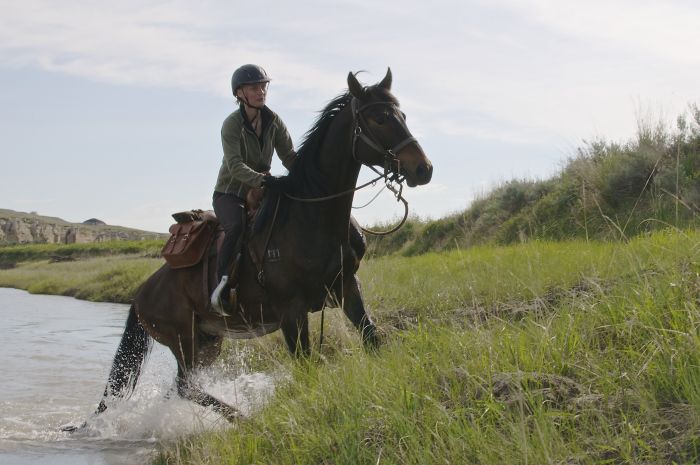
[350,97,416,183]
[285,96,418,235]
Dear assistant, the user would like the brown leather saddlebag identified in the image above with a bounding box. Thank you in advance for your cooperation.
[161,212,217,269]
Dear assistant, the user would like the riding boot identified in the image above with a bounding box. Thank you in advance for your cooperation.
[211,192,246,317]
[211,250,242,316]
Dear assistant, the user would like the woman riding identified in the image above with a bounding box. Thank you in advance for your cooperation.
[211,64,296,316]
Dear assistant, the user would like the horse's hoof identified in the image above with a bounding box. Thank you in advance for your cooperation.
[60,421,87,433]
[221,406,241,422]
[363,328,382,352]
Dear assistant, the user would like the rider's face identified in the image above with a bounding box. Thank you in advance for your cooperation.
[237,82,268,107]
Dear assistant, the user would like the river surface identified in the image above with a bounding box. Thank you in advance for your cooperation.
[0,288,276,465]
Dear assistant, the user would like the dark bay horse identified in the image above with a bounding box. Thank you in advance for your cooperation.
[95,69,433,421]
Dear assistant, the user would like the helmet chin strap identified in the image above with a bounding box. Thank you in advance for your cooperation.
[240,95,262,129]
[242,95,263,111]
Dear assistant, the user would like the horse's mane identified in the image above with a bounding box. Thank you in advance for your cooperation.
[286,84,397,195]
[253,84,396,233]
[253,92,352,232]
[287,92,353,196]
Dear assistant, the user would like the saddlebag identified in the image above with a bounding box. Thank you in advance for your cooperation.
[161,210,218,269]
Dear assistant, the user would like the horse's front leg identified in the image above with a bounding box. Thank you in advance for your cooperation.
[172,329,240,421]
[279,300,310,357]
[176,365,240,421]
[342,275,380,349]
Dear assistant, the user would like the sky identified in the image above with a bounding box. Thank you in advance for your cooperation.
[1,0,698,233]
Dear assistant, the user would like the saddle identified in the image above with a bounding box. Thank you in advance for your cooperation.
[161,185,269,269]
[160,191,277,311]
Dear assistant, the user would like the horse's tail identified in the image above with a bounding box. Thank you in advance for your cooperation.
[96,303,152,414]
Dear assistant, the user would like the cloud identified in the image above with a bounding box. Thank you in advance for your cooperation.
[490,0,700,66]
[0,0,343,97]
[1,0,698,151]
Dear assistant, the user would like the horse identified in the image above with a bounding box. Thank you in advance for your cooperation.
[95,69,433,421]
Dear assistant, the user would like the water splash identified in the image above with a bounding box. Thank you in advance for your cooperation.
[0,289,280,465]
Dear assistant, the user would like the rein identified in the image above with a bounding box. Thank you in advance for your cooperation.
[284,97,414,235]
[356,176,409,236]
[285,172,385,203]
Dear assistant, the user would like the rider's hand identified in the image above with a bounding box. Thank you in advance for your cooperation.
[261,175,292,194]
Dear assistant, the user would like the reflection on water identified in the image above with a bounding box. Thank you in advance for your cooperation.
[0,288,276,465]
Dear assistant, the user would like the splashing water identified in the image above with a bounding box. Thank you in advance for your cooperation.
[0,288,278,465]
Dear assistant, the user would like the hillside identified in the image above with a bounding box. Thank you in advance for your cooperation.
[367,106,700,256]
[0,209,167,245]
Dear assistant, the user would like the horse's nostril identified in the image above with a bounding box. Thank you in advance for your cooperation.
[416,163,433,183]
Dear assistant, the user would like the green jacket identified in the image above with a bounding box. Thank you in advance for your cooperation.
[214,105,296,198]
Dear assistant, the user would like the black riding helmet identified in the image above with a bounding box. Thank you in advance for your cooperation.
[231,64,271,97]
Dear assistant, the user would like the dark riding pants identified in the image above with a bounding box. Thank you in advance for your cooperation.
[213,191,245,281]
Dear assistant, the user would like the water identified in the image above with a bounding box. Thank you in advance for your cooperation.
[0,288,276,465]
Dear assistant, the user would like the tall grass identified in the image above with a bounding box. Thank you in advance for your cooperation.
[151,229,700,465]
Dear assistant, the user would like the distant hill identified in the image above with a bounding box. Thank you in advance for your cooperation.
[0,209,167,245]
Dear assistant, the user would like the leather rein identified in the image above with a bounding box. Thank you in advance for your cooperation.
[285,97,416,236]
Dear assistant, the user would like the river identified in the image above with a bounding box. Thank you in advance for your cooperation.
[0,288,276,465]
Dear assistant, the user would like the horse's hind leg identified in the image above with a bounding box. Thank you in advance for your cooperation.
[171,331,240,421]
[342,275,380,348]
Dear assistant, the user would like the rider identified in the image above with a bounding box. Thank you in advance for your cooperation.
[210,64,296,316]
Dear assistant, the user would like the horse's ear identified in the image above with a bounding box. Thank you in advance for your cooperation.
[347,72,366,99]
[378,67,392,90]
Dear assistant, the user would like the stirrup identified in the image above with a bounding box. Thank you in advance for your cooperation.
[211,276,232,317]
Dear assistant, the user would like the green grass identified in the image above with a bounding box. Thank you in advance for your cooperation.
[148,229,700,465]
[0,239,164,268]
[0,254,163,303]
[2,230,699,463]
[0,240,165,302]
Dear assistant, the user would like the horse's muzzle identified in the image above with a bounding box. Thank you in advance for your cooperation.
[404,161,432,187]
[414,162,433,185]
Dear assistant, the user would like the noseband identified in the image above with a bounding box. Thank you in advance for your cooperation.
[350,97,417,182]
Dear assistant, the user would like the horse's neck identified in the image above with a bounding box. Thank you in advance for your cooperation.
[319,110,360,191]
[305,110,360,239]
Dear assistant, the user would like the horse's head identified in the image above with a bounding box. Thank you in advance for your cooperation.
[347,69,433,187]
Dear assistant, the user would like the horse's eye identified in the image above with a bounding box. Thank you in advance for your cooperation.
[400,111,407,121]
[375,111,390,125]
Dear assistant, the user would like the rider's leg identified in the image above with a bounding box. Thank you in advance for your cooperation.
[211,192,245,315]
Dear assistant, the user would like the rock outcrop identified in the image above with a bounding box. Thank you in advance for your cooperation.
[0,209,166,245]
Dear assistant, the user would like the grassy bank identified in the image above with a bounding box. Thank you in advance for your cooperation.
[0,254,163,303]
[0,240,164,302]
[0,239,163,268]
[2,231,698,463]
[151,229,700,464]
